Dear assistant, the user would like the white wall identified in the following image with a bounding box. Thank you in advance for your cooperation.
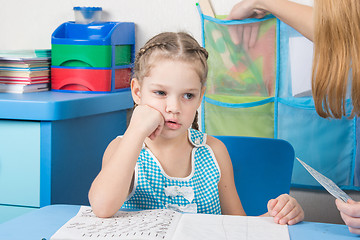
[3,0,359,225]
[0,0,312,50]
[0,0,215,50]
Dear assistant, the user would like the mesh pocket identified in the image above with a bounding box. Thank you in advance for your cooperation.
[200,9,358,190]
[278,22,314,98]
[204,95,274,138]
[204,18,276,97]
[277,99,355,188]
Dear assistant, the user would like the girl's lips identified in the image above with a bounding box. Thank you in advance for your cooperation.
[165,120,181,130]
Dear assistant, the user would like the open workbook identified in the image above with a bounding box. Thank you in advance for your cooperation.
[51,206,289,240]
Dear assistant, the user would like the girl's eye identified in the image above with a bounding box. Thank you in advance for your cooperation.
[154,91,166,96]
[184,93,194,100]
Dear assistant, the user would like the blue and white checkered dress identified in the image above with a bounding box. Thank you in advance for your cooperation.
[121,128,222,214]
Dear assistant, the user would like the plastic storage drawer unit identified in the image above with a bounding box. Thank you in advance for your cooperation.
[51,21,135,93]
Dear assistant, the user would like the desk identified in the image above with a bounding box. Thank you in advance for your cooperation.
[0,91,133,223]
[0,205,357,240]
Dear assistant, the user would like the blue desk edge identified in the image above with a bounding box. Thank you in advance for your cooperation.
[0,204,357,240]
[0,90,133,121]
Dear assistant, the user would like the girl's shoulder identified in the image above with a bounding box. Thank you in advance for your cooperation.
[206,135,228,156]
[206,135,233,175]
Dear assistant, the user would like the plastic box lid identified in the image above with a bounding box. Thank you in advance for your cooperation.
[73,7,103,24]
[51,22,135,45]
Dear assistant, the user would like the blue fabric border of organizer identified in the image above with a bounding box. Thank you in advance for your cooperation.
[204,96,275,108]
[198,5,360,191]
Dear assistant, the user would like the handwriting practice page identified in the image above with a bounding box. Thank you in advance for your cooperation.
[51,206,181,240]
[51,206,289,240]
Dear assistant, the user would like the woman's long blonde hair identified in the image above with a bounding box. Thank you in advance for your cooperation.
[312,0,360,118]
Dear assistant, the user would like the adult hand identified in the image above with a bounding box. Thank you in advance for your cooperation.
[336,199,360,234]
[267,194,304,225]
[226,0,267,50]
[226,0,267,49]
[227,0,267,20]
[227,23,260,51]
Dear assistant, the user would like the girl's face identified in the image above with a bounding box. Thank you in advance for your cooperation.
[132,59,205,138]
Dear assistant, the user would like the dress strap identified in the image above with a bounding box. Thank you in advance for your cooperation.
[188,128,207,147]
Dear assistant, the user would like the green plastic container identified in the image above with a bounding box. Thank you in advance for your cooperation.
[51,44,132,68]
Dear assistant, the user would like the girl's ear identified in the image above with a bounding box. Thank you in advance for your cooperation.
[131,78,141,104]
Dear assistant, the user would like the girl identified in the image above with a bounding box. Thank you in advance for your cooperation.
[88,32,304,225]
[227,0,360,234]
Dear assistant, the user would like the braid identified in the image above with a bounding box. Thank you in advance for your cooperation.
[136,42,170,59]
[187,47,209,59]
[191,110,199,130]
[136,44,208,63]
[134,32,208,85]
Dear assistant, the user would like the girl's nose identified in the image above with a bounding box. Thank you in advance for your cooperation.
[165,97,180,114]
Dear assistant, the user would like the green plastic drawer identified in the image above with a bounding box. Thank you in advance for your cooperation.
[115,45,132,66]
[52,44,131,68]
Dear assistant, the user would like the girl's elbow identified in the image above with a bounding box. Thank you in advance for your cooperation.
[88,194,119,218]
[92,206,116,218]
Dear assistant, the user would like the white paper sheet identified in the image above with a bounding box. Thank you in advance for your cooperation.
[51,206,290,240]
[172,214,289,240]
[289,36,314,97]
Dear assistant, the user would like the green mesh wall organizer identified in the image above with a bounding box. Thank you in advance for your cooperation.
[198,6,359,191]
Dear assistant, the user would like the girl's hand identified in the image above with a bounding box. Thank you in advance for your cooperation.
[129,105,164,140]
[336,199,360,234]
[267,194,304,225]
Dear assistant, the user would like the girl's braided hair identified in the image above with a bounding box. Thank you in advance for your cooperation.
[134,32,208,86]
[133,32,208,130]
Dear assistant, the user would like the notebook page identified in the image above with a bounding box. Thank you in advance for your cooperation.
[50,206,181,240]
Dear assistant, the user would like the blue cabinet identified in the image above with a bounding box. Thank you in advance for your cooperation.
[0,90,133,223]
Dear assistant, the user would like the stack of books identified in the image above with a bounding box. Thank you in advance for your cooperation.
[0,50,51,93]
